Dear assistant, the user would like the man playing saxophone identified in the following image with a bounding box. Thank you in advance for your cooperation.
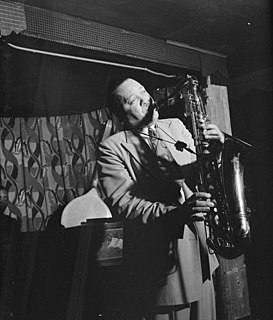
[98,77,225,320]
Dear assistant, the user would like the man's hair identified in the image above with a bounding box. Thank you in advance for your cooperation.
[106,77,129,121]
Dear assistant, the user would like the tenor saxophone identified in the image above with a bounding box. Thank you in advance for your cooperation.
[181,75,252,259]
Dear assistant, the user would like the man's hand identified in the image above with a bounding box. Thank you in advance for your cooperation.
[182,192,214,222]
[203,124,225,144]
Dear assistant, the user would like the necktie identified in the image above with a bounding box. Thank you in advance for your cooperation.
[148,127,158,153]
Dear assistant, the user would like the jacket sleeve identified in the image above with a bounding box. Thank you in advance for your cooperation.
[97,139,182,225]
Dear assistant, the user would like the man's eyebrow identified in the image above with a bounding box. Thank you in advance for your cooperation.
[126,93,137,102]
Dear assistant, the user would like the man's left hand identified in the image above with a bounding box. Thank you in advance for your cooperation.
[203,124,225,144]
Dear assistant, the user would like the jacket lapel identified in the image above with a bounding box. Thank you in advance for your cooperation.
[121,130,181,202]
[121,130,164,181]
[156,121,194,166]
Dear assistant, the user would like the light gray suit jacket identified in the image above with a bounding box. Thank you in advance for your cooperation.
[98,118,218,306]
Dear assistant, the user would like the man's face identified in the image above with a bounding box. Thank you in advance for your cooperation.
[116,78,159,129]
[0,189,8,213]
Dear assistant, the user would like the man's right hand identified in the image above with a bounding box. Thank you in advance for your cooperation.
[182,192,214,222]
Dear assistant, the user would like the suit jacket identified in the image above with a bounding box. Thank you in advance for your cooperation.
[98,118,218,306]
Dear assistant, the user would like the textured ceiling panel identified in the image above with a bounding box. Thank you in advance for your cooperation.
[22,5,202,71]
[16,0,272,56]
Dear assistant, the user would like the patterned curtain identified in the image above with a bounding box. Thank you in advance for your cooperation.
[0,109,109,232]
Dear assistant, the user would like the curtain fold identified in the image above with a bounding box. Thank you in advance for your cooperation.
[0,109,108,232]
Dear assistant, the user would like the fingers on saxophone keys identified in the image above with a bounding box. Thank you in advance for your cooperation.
[190,199,214,221]
[194,192,211,199]
[192,205,213,212]
[190,208,209,221]
[194,199,215,209]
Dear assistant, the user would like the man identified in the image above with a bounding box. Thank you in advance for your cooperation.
[97,78,225,320]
